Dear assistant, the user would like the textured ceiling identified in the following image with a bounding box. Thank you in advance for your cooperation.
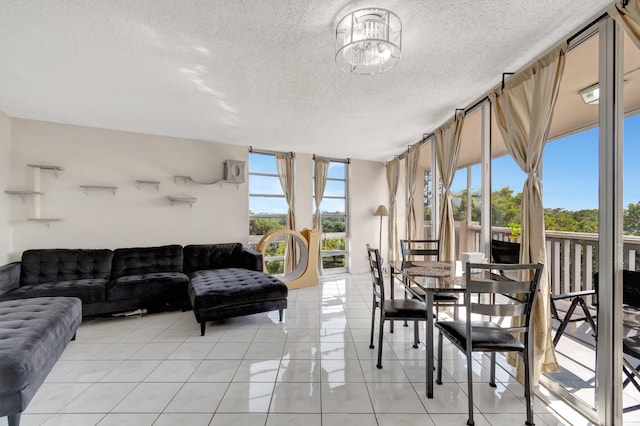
[0,0,615,162]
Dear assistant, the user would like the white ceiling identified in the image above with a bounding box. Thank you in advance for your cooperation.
[0,0,615,162]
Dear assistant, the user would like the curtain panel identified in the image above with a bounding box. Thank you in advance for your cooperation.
[405,144,421,241]
[490,43,567,383]
[276,153,296,275]
[313,158,330,274]
[609,0,640,50]
[386,158,400,261]
[434,111,465,262]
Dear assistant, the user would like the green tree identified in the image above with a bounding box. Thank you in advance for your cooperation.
[624,201,640,236]
[249,217,285,235]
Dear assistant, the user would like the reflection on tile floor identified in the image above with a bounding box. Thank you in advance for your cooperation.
[1,273,605,425]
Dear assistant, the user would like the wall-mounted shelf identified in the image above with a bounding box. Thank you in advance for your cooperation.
[28,164,63,178]
[167,196,197,207]
[80,185,118,196]
[27,218,63,228]
[173,175,241,189]
[4,190,44,201]
[136,180,160,191]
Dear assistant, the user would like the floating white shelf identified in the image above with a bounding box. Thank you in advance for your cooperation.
[167,196,197,207]
[80,185,118,196]
[28,164,63,177]
[27,218,63,228]
[136,180,161,190]
[4,190,44,201]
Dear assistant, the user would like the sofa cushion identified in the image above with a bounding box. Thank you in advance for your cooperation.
[0,279,108,304]
[183,243,245,274]
[0,297,82,395]
[21,249,113,286]
[189,268,288,310]
[0,262,20,297]
[111,245,183,279]
[107,272,189,301]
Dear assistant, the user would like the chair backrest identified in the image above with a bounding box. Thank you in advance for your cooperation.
[490,239,520,264]
[400,239,440,261]
[465,262,543,336]
[594,270,640,308]
[366,244,385,303]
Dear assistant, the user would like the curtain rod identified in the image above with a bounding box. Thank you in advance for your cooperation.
[248,146,295,157]
[312,154,350,164]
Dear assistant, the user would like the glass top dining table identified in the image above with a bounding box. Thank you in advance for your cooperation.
[388,260,466,398]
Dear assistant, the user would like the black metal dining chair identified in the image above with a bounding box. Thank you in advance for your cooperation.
[400,239,459,319]
[435,261,543,426]
[491,239,597,347]
[367,245,428,369]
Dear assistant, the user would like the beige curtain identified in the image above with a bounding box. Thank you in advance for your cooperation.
[276,153,296,275]
[386,157,400,261]
[609,0,640,49]
[490,44,566,383]
[405,144,421,240]
[313,158,329,273]
[434,112,465,262]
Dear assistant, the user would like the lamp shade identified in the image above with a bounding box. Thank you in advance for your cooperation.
[373,205,388,216]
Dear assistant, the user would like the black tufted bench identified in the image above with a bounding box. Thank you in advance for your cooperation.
[0,297,82,426]
[188,268,288,336]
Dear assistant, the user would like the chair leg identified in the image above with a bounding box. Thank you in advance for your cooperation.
[436,331,443,385]
[489,353,497,387]
[413,320,419,348]
[369,298,376,349]
[377,313,385,369]
[524,348,535,425]
[466,348,474,426]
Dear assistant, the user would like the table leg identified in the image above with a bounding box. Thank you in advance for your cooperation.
[389,266,395,333]
[426,292,434,398]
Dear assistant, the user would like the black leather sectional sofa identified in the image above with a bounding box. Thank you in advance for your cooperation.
[0,243,288,321]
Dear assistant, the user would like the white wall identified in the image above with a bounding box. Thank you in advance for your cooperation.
[7,119,248,260]
[0,110,12,263]
[349,158,387,272]
[4,119,390,272]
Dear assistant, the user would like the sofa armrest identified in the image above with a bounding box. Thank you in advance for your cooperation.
[241,248,263,272]
[0,262,21,297]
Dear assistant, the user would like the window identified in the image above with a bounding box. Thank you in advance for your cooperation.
[314,159,349,273]
[248,152,288,275]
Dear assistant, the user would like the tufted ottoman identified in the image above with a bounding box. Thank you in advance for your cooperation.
[0,297,82,426]
[188,268,287,336]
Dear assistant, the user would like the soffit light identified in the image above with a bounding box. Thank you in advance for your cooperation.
[578,83,600,105]
[335,8,402,75]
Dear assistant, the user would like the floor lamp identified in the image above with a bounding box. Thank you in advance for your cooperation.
[373,205,389,253]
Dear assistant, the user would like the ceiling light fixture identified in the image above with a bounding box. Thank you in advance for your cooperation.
[335,8,402,75]
[578,83,600,105]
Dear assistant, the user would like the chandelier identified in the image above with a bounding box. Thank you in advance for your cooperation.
[335,8,402,75]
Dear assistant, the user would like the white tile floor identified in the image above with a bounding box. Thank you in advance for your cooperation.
[3,273,596,426]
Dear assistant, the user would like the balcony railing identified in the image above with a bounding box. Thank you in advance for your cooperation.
[424,221,640,301]
[460,223,640,301]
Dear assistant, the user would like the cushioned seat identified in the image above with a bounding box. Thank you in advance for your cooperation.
[189,268,288,335]
[107,272,189,301]
[0,279,107,304]
[0,297,82,426]
[383,299,427,318]
[435,320,525,352]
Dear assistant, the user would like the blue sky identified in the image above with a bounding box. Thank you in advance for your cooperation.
[452,113,640,211]
[249,154,346,214]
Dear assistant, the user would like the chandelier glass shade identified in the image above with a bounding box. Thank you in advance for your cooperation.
[335,8,402,75]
